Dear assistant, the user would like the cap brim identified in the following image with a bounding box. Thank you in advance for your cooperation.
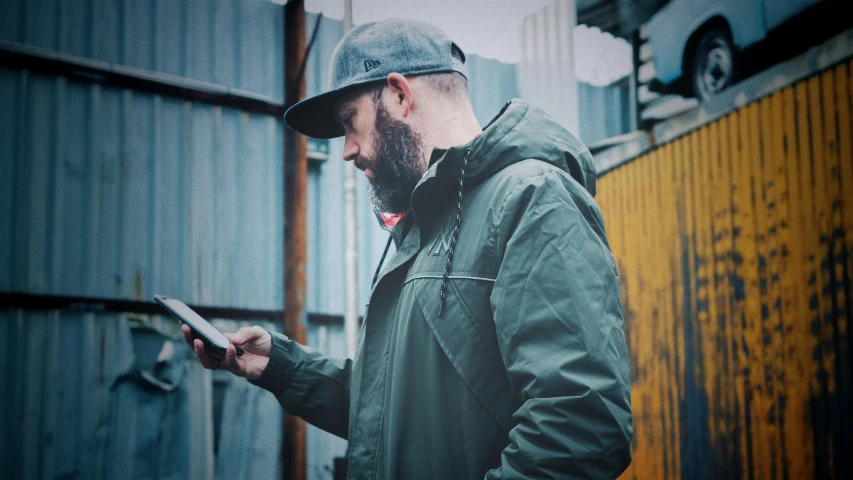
[284,88,347,139]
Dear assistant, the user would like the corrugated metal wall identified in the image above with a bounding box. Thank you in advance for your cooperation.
[597,60,853,479]
[578,76,632,145]
[466,54,520,126]
[0,67,284,309]
[1,0,286,477]
[0,311,282,480]
[0,0,283,102]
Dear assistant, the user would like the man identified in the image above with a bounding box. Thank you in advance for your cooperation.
[183,18,633,479]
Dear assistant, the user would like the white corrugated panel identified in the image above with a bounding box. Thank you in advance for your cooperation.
[518,0,579,136]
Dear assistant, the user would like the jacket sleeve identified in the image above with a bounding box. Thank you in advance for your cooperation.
[485,169,633,479]
[248,331,351,439]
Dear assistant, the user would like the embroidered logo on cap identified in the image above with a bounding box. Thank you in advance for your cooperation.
[364,60,381,72]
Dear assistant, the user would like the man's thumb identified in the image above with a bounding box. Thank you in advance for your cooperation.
[224,326,259,345]
[224,330,244,345]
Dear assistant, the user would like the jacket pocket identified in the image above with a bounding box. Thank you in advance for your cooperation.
[411,277,521,434]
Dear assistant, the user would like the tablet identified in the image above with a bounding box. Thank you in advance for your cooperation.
[154,294,244,357]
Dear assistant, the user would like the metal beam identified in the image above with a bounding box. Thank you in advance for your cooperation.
[0,40,286,116]
[0,291,366,336]
[0,292,285,321]
[306,313,364,326]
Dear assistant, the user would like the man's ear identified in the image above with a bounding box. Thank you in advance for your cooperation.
[385,73,413,117]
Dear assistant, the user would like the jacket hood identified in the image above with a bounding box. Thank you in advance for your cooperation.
[426,98,597,197]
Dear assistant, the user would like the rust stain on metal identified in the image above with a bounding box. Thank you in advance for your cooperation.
[284,1,308,479]
[603,61,853,479]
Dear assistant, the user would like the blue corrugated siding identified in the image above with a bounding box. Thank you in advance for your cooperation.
[577,77,632,145]
[0,309,282,480]
[466,54,521,126]
[0,0,284,101]
[1,1,286,478]
[305,12,345,98]
[0,67,284,309]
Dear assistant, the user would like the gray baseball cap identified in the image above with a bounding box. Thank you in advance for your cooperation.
[284,18,468,139]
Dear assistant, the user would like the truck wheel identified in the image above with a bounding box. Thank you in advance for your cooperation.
[691,28,736,101]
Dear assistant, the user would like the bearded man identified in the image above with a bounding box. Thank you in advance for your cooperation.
[183,18,633,479]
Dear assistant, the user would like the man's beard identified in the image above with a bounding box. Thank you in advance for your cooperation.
[360,101,426,214]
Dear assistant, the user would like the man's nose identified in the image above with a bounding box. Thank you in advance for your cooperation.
[342,135,358,162]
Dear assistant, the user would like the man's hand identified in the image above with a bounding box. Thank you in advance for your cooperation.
[181,324,271,381]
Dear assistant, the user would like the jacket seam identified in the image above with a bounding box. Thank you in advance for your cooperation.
[476,101,530,160]
[369,326,395,480]
[404,274,496,284]
[493,167,549,260]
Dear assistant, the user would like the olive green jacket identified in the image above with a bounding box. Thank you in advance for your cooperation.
[250,99,633,479]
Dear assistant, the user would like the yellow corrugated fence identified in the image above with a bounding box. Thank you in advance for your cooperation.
[598,60,853,479]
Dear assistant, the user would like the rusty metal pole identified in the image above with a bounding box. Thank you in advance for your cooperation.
[284,1,307,479]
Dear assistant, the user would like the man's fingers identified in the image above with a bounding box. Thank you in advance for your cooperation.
[223,344,239,373]
[193,339,220,370]
[182,323,198,348]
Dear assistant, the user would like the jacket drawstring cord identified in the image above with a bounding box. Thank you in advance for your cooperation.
[371,234,394,288]
[439,148,471,317]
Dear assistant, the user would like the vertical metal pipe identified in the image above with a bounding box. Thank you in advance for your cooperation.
[343,0,359,360]
[344,0,353,31]
[284,1,307,479]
